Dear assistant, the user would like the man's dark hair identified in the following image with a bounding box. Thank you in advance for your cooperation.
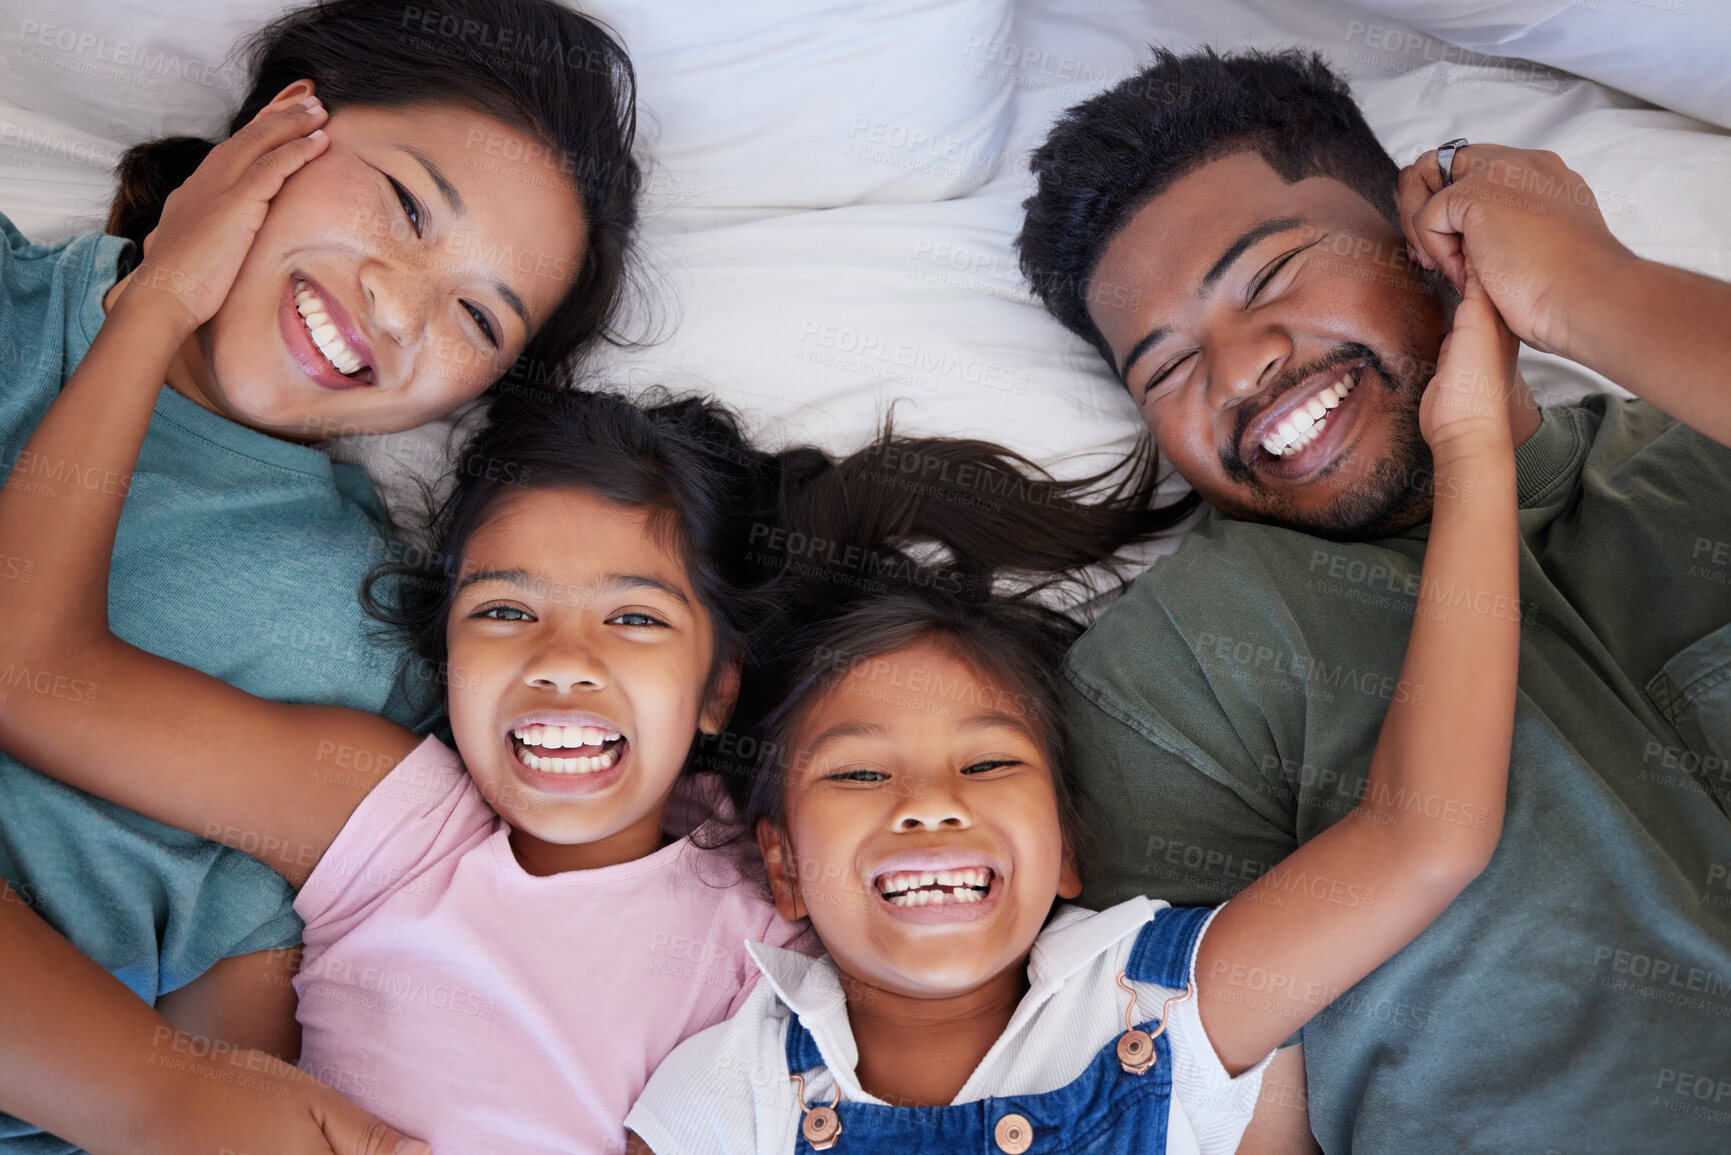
[1018,48,1399,364]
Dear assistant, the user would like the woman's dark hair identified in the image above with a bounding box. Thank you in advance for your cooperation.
[361,386,794,734]
[107,0,639,387]
[720,430,1197,881]
[1018,47,1398,364]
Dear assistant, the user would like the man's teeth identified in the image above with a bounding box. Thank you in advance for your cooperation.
[293,281,366,375]
[878,867,993,906]
[1261,371,1358,458]
[511,724,624,775]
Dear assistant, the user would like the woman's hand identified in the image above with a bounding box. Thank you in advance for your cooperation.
[123,82,329,332]
[153,1048,430,1155]
[1418,271,1520,460]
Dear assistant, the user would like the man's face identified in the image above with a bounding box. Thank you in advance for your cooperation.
[1088,151,1452,538]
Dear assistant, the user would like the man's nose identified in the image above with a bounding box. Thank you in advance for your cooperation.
[1204,322,1291,410]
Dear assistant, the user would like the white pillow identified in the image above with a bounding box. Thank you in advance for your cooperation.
[586,0,1016,208]
[586,194,1142,470]
[0,0,1016,209]
[1341,0,1731,128]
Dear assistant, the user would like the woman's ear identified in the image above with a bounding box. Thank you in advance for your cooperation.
[1057,837,1083,901]
[266,78,318,110]
[698,660,741,736]
[757,817,807,922]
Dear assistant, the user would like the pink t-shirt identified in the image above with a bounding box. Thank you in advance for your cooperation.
[293,735,797,1154]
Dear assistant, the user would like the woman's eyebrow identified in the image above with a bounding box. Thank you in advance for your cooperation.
[395,144,466,215]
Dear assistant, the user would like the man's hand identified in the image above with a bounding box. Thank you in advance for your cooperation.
[1401,140,1731,447]
[1397,142,1633,358]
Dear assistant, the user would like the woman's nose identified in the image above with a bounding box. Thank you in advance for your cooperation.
[358,257,431,348]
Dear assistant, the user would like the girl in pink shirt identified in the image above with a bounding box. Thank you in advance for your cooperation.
[1,361,806,1149]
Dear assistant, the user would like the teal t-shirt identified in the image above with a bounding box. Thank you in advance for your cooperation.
[1064,399,1731,1153]
[0,214,432,1149]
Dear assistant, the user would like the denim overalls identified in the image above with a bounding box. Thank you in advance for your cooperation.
[784,905,1213,1154]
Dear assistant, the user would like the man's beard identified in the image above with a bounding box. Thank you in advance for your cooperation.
[1216,340,1437,541]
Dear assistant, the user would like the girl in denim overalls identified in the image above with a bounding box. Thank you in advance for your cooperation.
[626,277,1523,1154]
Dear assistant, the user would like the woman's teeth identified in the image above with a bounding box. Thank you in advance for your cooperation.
[878,867,992,907]
[1262,371,1357,458]
[512,723,624,775]
[293,281,366,375]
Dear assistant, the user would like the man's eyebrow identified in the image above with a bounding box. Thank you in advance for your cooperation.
[1117,216,1306,387]
[1117,325,1170,388]
[396,145,532,332]
[1202,216,1305,291]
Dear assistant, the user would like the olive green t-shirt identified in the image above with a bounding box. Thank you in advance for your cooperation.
[1064,397,1731,1153]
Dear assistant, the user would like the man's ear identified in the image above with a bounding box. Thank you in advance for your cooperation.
[699,660,741,736]
[1057,837,1083,901]
[757,817,807,922]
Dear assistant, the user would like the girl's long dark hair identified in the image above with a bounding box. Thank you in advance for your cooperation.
[106,0,639,386]
[713,426,1196,878]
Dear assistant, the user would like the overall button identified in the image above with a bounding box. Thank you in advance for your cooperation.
[994,1112,1033,1154]
[802,1105,841,1150]
[1117,1028,1156,1074]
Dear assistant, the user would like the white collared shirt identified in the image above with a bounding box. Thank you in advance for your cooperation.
[626,897,1271,1155]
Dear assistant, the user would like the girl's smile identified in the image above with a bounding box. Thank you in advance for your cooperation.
[761,638,1081,999]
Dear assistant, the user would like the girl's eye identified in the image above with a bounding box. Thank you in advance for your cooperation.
[388,176,423,237]
[463,302,499,348]
[963,758,1020,775]
[607,611,667,628]
[827,767,888,783]
[473,604,531,622]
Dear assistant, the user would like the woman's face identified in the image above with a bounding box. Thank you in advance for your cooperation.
[760,639,1081,999]
[179,92,585,439]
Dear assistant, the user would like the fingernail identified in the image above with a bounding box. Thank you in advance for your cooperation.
[309,128,327,139]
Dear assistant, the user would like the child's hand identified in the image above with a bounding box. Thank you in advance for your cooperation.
[1418,271,1521,460]
[123,83,329,332]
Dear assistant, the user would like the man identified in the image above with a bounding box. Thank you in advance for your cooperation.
[1019,48,1731,1153]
